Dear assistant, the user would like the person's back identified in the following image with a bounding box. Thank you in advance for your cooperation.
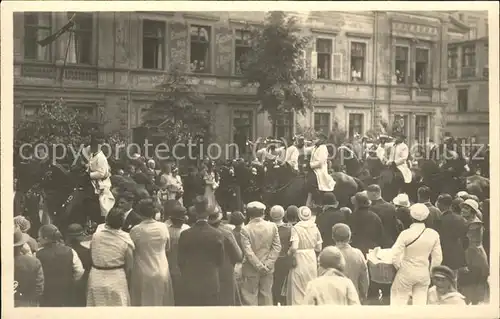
[394,226,441,271]
[438,210,467,270]
[130,220,170,277]
[337,244,368,301]
[241,218,279,266]
[178,220,224,305]
[350,207,384,255]
[316,206,347,248]
[15,254,44,307]
[370,199,399,247]
[424,202,441,230]
[304,270,360,305]
[36,242,75,307]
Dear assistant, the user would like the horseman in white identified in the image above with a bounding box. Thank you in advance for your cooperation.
[376,134,391,164]
[386,132,412,193]
[306,132,336,206]
[82,132,115,221]
[255,138,286,165]
[284,135,306,172]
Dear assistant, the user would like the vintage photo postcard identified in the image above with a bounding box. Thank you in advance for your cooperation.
[1,1,499,319]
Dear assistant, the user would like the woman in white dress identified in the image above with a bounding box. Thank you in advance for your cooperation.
[201,162,220,213]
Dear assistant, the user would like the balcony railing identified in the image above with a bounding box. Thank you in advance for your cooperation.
[461,67,476,78]
[21,64,57,79]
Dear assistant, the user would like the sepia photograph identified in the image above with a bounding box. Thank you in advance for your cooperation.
[2,2,499,318]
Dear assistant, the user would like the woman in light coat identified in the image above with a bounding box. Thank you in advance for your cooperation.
[390,203,443,305]
[286,206,323,305]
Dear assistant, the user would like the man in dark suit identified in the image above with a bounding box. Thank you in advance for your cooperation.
[315,192,346,249]
[417,186,441,231]
[115,191,143,232]
[436,194,467,276]
[178,196,225,306]
[366,184,401,248]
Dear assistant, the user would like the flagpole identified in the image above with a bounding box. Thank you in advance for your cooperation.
[59,13,76,85]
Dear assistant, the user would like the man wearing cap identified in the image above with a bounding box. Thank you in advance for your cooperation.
[435,194,467,276]
[333,223,369,304]
[386,132,412,195]
[428,265,466,305]
[350,192,385,256]
[390,203,442,305]
[177,196,225,306]
[315,192,345,249]
[14,227,44,307]
[82,132,114,221]
[306,132,336,206]
[240,201,281,306]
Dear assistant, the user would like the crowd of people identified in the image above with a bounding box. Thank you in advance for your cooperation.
[13,182,490,307]
[12,130,490,307]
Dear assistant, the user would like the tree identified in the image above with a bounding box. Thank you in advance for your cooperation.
[242,11,315,129]
[141,66,212,159]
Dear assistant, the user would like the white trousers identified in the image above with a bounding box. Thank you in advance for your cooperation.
[390,273,430,305]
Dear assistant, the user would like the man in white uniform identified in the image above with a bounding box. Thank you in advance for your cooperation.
[387,133,412,194]
[376,134,390,164]
[284,135,306,172]
[306,133,336,206]
[82,132,114,222]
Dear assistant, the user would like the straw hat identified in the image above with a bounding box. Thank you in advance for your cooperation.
[461,199,482,218]
[14,227,29,247]
[13,216,31,233]
[298,206,312,221]
[270,205,285,220]
[393,193,411,208]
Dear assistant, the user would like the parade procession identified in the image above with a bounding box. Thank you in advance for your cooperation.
[10,8,492,309]
[13,129,491,307]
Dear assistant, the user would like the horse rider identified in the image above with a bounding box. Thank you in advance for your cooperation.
[284,135,306,173]
[82,132,115,223]
[376,134,391,165]
[306,132,336,206]
[255,137,285,165]
[386,132,412,194]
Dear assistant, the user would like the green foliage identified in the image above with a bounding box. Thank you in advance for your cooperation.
[242,11,315,122]
[141,66,212,148]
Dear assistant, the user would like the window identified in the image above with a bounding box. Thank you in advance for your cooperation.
[458,89,468,112]
[461,44,476,77]
[415,115,428,146]
[273,112,294,141]
[314,113,330,135]
[190,25,211,73]
[24,12,52,61]
[316,39,332,80]
[350,42,366,82]
[233,110,253,141]
[348,113,363,138]
[234,29,251,75]
[395,46,409,84]
[142,20,165,70]
[468,26,477,40]
[67,12,93,64]
[415,48,429,85]
[448,47,458,79]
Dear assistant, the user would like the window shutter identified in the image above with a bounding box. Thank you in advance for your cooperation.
[311,51,318,79]
[332,52,343,81]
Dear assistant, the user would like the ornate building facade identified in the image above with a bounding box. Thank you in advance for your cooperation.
[14,11,469,157]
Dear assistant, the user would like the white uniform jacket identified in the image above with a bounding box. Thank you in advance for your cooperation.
[83,146,114,216]
[389,142,412,183]
[309,144,336,192]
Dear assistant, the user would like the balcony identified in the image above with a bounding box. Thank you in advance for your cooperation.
[461,67,476,78]
[21,63,57,79]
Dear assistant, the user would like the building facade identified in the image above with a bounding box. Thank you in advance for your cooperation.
[14,11,468,157]
[445,11,489,143]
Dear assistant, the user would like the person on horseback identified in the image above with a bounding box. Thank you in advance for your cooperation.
[255,138,284,165]
[284,135,306,173]
[386,132,412,195]
[306,132,336,207]
[82,132,114,223]
[376,134,390,165]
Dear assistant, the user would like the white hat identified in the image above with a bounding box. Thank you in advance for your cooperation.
[462,199,482,218]
[393,193,411,208]
[270,205,285,220]
[298,206,312,221]
[247,201,266,211]
[410,203,430,221]
[457,191,469,199]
